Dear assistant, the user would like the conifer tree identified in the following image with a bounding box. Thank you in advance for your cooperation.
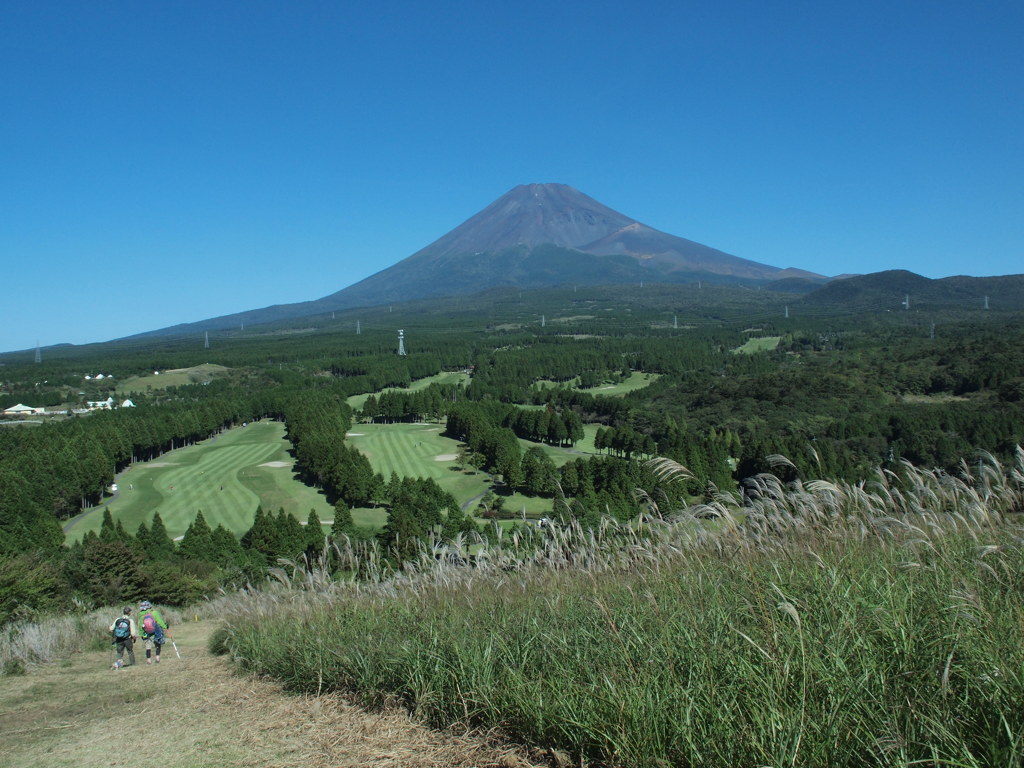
[134,520,152,557]
[211,524,246,567]
[275,508,305,561]
[99,507,117,542]
[380,504,424,562]
[114,518,132,544]
[242,506,279,565]
[304,509,326,554]
[149,512,175,559]
[178,510,217,563]
[331,499,355,536]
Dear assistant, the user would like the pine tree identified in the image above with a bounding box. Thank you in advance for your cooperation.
[275,509,305,561]
[304,509,326,555]
[380,504,424,563]
[114,518,132,544]
[99,507,117,542]
[178,510,218,563]
[149,512,175,559]
[135,521,152,558]
[242,506,279,565]
[331,499,356,539]
[211,524,246,567]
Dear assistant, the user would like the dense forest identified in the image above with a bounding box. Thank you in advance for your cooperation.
[2,282,1022,622]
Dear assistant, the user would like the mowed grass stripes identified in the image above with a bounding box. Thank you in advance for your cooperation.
[346,423,488,507]
[66,421,334,541]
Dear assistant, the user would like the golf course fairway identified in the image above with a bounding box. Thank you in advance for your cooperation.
[65,420,334,541]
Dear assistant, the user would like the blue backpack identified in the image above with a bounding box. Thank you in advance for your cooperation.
[113,616,131,639]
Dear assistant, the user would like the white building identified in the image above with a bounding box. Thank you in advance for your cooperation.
[3,403,44,416]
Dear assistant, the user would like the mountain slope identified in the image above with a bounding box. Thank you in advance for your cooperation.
[798,270,1024,310]
[129,183,821,339]
[316,183,809,308]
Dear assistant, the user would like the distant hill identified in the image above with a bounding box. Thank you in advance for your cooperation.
[127,183,824,340]
[799,270,1024,311]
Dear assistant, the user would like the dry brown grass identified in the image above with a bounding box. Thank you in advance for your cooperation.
[0,620,545,768]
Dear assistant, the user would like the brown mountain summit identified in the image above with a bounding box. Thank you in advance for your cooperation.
[327,183,819,307]
[131,183,824,338]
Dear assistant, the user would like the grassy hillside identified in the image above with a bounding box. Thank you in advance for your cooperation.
[65,420,334,541]
[115,363,232,394]
[345,371,470,411]
[577,371,660,396]
[216,455,1024,768]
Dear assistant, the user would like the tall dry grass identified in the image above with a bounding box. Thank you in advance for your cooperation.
[1,605,183,675]
[211,450,1024,767]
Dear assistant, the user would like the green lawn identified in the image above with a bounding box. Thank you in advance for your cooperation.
[515,423,599,467]
[65,420,334,542]
[344,422,489,508]
[346,371,470,411]
[733,336,781,354]
[116,364,232,394]
[532,372,660,398]
[65,414,591,543]
[576,371,660,396]
[346,420,599,526]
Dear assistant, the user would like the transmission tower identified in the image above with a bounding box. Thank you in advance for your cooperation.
[34,341,41,363]
[356,320,361,335]
[397,329,406,356]
[204,332,210,349]
[984,296,989,310]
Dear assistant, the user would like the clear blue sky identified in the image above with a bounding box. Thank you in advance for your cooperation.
[2,1,1021,353]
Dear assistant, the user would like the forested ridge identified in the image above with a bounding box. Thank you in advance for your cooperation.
[2,284,1023,623]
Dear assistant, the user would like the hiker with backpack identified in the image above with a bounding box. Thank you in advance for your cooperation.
[109,606,137,669]
[137,600,169,664]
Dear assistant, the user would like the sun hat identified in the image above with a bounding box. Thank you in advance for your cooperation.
[139,600,152,610]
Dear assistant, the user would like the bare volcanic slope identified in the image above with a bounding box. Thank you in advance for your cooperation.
[126,184,818,339]
[321,183,810,308]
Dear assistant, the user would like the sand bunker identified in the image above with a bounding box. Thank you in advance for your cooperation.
[346,432,365,437]
[259,461,291,468]
[434,453,458,462]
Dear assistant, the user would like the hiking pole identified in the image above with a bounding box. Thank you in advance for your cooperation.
[166,632,182,659]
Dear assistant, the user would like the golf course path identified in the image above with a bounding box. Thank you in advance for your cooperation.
[0,620,542,768]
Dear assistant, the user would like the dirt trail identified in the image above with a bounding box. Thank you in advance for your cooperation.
[0,621,543,768]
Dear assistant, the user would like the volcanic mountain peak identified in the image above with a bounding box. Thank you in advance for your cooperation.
[127,183,828,340]
[415,183,636,260]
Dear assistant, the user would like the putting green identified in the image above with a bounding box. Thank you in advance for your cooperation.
[65,420,334,542]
